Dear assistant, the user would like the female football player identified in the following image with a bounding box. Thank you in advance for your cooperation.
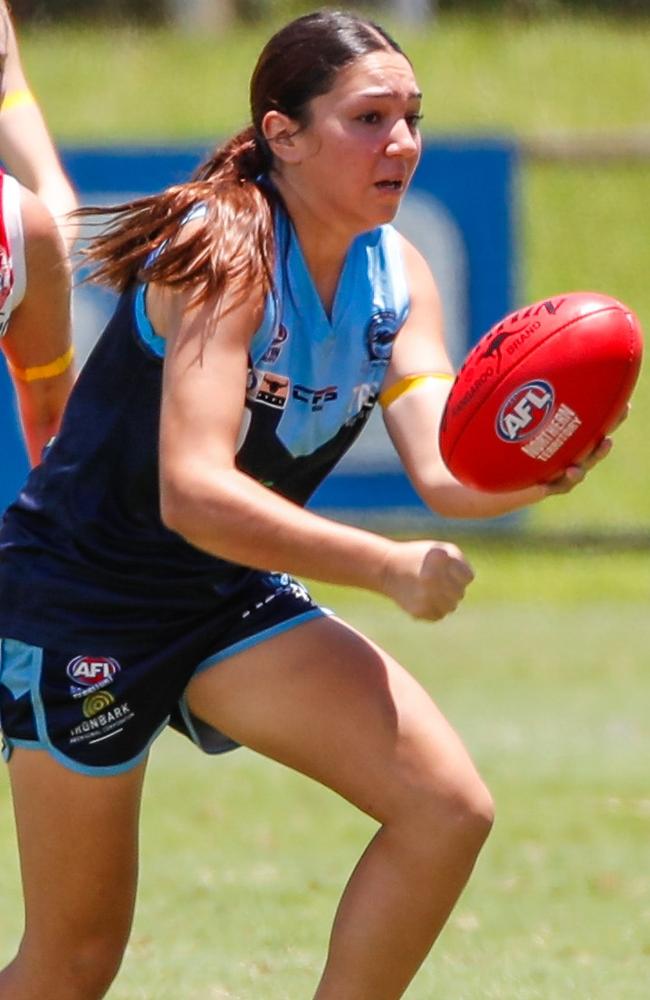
[0,10,611,999]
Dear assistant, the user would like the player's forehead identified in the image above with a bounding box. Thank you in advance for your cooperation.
[326,50,421,106]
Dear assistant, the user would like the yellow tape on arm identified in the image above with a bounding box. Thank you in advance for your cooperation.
[379,371,454,409]
[1,88,36,114]
[8,345,74,383]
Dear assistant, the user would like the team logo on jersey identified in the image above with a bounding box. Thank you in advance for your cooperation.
[496,379,555,443]
[66,655,121,699]
[249,371,291,409]
[366,310,399,362]
[261,325,289,364]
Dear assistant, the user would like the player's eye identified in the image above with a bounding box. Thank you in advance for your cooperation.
[358,111,382,125]
[406,113,423,132]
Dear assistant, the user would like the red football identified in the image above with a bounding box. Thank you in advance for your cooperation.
[439,292,643,492]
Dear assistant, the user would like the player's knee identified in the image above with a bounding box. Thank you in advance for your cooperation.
[20,929,128,1000]
[443,779,495,850]
[69,943,124,999]
[402,770,495,857]
[72,925,131,998]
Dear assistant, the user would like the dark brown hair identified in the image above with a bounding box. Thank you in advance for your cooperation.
[78,9,405,307]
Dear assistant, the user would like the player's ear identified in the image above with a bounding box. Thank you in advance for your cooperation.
[261,110,304,164]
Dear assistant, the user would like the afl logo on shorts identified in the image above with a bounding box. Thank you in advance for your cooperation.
[366,310,399,362]
[496,379,555,443]
[66,655,121,687]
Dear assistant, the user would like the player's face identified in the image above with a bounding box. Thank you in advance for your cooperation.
[283,50,422,235]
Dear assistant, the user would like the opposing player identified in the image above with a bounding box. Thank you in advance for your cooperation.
[0,173,73,464]
[0,0,78,253]
[0,0,76,462]
[0,4,74,466]
[0,10,613,1000]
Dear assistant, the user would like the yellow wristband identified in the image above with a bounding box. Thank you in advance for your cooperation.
[1,88,36,114]
[8,345,74,382]
[379,371,454,409]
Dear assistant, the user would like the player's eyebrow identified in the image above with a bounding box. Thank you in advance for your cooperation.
[357,87,423,101]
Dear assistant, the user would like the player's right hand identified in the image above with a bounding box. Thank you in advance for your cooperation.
[380,539,475,621]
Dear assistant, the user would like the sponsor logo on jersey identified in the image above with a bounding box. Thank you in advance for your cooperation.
[366,310,399,362]
[261,325,289,364]
[83,690,116,718]
[249,371,291,409]
[68,701,135,747]
[293,384,338,411]
[496,380,555,443]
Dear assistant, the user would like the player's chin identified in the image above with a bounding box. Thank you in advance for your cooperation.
[368,191,404,224]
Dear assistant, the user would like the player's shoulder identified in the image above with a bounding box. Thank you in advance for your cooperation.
[393,231,431,278]
[392,230,441,309]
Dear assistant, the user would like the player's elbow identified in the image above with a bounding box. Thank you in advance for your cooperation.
[159,460,236,543]
[408,461,466,519]
[159,464,204,538]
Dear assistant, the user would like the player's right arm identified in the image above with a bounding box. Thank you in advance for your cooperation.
[152,273,473,622]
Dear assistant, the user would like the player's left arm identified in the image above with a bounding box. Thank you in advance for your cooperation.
[382,236,608,519]
[1,185,74,465]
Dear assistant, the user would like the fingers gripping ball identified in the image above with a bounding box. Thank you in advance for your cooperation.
[439,292,644,492]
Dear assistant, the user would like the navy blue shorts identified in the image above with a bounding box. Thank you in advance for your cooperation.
[0,572,326,776]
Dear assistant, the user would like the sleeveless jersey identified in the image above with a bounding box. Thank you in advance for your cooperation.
[0,171,26,337]
[0,204,410,654]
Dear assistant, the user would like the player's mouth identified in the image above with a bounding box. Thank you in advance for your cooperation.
[375,179,404,192]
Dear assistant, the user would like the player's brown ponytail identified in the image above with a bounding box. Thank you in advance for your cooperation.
[76,125,276,307]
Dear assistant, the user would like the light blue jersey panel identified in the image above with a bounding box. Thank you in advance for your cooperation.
[130,200,411,505]
[247,208,410,459]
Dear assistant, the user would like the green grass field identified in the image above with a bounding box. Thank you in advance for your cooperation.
[0,12,649,998]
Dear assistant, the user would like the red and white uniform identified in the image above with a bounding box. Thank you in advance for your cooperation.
[0,170,26,338]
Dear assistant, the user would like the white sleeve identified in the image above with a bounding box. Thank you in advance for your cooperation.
[0,172,26,337]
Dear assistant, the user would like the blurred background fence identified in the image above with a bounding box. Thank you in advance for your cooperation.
[1,0,649,541]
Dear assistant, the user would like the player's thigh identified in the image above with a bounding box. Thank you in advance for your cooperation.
[8,747,146,942]
[186,615,489,824]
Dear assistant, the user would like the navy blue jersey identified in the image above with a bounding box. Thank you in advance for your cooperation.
[0,204,410,654]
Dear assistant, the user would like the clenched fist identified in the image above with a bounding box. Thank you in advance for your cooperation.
[380,540,475,621]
